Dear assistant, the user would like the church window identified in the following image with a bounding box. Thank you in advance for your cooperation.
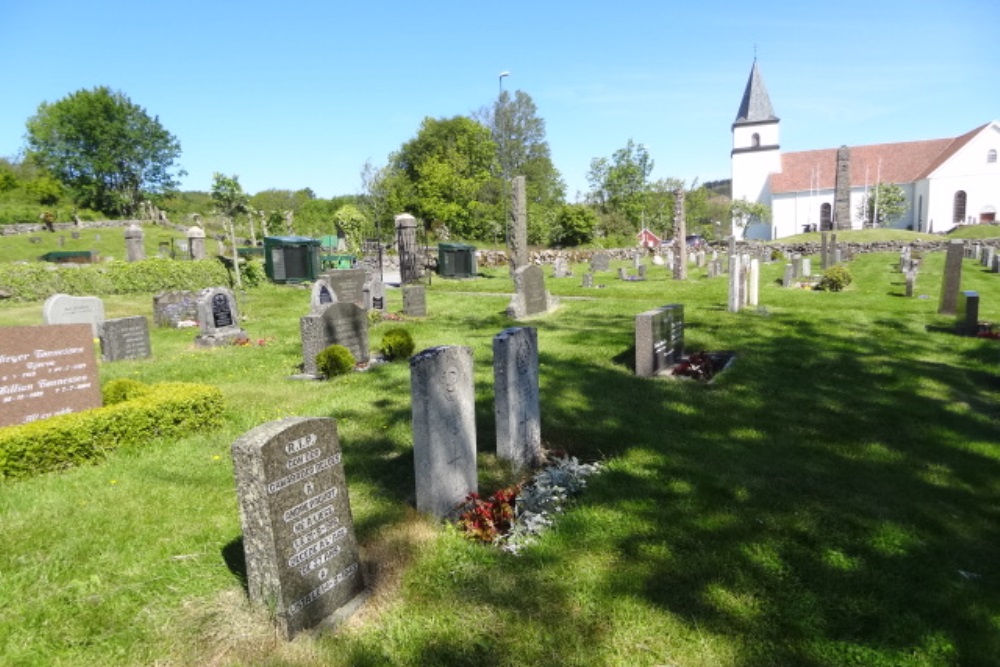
[953,191,967,223]
[751,133,760,148]
[989,149,997,163]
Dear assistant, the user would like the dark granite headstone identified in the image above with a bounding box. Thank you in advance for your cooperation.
[195,287,247,347]
[956,291,980,336]
[100,316,152,362]
[320,303,369,364]
[635,304,684,378]
[0,323,102,428]
[231,417,365,639]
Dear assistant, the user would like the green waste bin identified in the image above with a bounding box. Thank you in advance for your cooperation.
[437,243,477,278]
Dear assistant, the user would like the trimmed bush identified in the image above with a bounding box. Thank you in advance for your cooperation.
[379,327,415,361]
[316,344,356,378]
[817,265,853,292]
[101,378,150,405]
[0,382,225,480]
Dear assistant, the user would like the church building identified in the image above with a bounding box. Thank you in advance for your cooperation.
[731,60,1000,240]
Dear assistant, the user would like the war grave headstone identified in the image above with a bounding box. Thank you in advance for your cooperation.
[410,346,477,518]
[0,323,102,428]
[231,417,365,639]
[937,240,966,315]
[153,290,199,328]
[100,316,152,362]
[553,256,570,278]
[194,287,248,347]
[956,291,980,336]
[310,278,337,315]
[782,264,794,288]
[402,284,427,317]
[43,294,106,337]
[635,305,684,378]
[984,247,995,270]
[493,327,541,470]
[581,273,594,288]
[589,252,610,273]
[801,258,812,278]
[728,255,743,312]
[507,264,557,319]
[324,269,366,307]
[905,271,916,297]
[748,258,760,307]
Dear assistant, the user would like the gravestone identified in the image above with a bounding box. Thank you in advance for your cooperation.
[42,294,106,336]
[821,232,829,270]
[367,279,386,312]
[402,284,427,317]
[324,269,366,307]
[71,231,81,239]
[617,267,628,281]
[748,258,760,307]
[506,265,556,319]
[637,264,647,281]
[672,188,687,280]
[153,290,199,328]
[310,278,337,314]
[508,176,528,276]
[632,253,641,270]
[493,327,541,470]
[553,257,570,278]
[801,258,812,278]
[782,264,794,288]
[937,240,966,315]
[409,346,477,518]
[231,417,365,639]
[187,226,206,260]
[100,316,152,362]
[581,273,594,288]
[589,252,610,272]
[317,303,369,365]
[956,291,980,336]
[195,287,248,347]
[905,271,916,297]
[0,323,102,428]
[635,305,684,378]
[124,223,145,262]
[395,213,421,284]
[728,254,743,312]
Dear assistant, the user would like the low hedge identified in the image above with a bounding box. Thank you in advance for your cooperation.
[0,257,230,301]
[0,381,225,480]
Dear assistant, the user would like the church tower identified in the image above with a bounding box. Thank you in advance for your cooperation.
[731,60,781,208]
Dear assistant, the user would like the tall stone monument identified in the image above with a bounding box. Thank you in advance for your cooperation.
[409,346,477,518]
[673,188,687,280]
[395,213,421,284]
[231,417,365,639]
[834,146,852,230]
[508,175,528,276]
[493,327,541,470]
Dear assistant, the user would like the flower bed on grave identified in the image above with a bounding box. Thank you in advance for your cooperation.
[669,351,736,383]
[456,455,602,554]
[976,323,1000,340]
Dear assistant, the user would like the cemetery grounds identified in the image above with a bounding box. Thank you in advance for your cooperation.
[1,245,999,666]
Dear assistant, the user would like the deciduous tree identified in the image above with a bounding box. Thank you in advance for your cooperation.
[25,86,183,216]
[857,182,907,228]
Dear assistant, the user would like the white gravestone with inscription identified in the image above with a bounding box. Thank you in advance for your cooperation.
[231,417,365,639]
[43,294,106,337]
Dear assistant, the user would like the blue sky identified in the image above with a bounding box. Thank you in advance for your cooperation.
[1,1,997,201]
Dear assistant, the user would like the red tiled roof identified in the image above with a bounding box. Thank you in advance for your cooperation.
[770,124,987,194]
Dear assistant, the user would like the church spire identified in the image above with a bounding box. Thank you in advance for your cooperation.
[734,60,778,126]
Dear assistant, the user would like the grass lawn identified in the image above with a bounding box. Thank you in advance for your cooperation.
[1,245,999,666]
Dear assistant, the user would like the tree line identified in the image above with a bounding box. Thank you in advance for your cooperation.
[2,84,781,246]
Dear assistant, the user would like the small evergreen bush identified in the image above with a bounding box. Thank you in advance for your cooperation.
[316,344,356,378]
[817,265,853,292]
[379,327,415,361]
[101,378,150,405]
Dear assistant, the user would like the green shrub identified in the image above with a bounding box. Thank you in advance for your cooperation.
[771,249,785,262]
[817,265,853,292]
[240,259,266,287]
[0,382,225,480]
[101,378,150,405]
[379,327,415,361]
[316,344,356,378]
